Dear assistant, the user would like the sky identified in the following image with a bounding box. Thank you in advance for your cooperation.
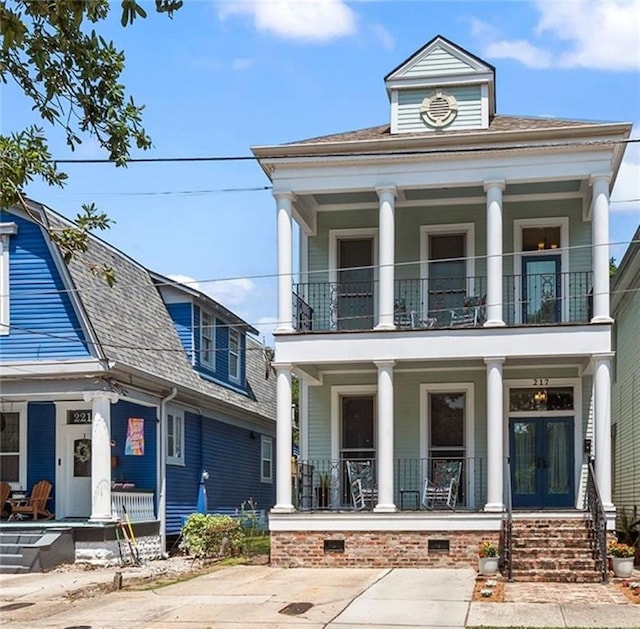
[3,0,639,344]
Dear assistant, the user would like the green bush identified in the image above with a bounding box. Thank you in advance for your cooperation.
[180,514,245,559]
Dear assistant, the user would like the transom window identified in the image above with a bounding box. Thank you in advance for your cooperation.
[229,328,240,381]
[167,412,184,465]
[200,311,214,369]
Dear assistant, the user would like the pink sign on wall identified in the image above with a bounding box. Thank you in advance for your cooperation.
[125,417,144,456]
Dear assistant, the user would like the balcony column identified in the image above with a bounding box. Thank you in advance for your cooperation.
[83,391,119,521]
[484,180,506,327]
[484,357,505,512]
[272,364,295,513]
[375,186,397,330]
[374,360,396,512]
[593,353,614,511]
[275,192,295,333]
[590,175,613,323]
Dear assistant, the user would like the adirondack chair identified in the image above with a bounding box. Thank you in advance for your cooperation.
[422,461,462,510]
[0,482,11,519]
[9,480,54,520]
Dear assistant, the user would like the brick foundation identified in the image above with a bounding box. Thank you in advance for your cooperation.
[271,530,498,568]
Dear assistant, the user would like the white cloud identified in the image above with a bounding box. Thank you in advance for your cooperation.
[479,0,640,71]
[218,0,357,43]
[168,274,255,306]
[254,316,277,347]
[370,23,394,50]
[231,57,253,71]
[611,122,640,212]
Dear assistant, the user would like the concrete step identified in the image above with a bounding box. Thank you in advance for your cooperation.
[0,553,26,566]
[0,564,30,575]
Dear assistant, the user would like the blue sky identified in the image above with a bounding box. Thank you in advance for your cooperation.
[4,0,639,343]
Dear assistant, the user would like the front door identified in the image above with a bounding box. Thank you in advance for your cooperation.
[337,239,374,330]
[522,256,561,323]
[61,423,92,518]
[509,417,574,508]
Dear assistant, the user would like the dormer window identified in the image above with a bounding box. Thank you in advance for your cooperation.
[0,222,18,336]
[229,328,241,382]
[200,310,215,369]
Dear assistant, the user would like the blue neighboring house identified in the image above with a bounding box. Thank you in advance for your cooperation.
[0,200,276,564]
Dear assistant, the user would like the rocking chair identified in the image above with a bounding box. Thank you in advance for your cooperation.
[346,460,377,510]
[422,461,462,510]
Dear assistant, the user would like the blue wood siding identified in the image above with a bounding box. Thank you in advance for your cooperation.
[110,401,157,493]
[166,302,194,363]
[0,211,90,360]
[26,402,57,514]
[165,411,275,535]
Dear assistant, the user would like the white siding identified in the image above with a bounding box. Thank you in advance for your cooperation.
[401,46,475,78]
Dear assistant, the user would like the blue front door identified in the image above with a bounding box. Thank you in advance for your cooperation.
[522,255,561,323]
[509,417,574,508]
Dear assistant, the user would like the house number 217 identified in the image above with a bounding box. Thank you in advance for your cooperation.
[533,378,549,386]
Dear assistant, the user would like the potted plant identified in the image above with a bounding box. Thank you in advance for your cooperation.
[478,541,500,576]
[608,541,636,578]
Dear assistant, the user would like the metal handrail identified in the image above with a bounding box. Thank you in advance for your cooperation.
[502,457,514,582]
[586,458,609,583]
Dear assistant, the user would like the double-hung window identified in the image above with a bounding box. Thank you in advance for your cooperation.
[229,328,240,382]
[166,412,184,465]
[261,436,273,483]
[0,404,26,487]
[200,311,214,369]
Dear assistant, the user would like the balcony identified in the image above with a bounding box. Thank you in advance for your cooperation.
[292,272,592,332]
[293,457,485,512]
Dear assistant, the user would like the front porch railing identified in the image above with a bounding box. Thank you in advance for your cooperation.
[293,457,485,512]
[586,459,608,583]
[292,272,592,332]
[111,490,155,522]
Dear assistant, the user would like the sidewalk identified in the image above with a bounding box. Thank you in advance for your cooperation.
[0,561,638,628]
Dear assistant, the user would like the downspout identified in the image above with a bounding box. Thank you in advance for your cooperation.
[158,387,177,553]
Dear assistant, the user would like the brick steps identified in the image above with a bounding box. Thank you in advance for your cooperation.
[507,517,601,583]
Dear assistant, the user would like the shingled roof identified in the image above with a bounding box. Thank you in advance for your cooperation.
[40,204,275,423]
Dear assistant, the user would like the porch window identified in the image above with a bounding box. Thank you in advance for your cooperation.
[167,412,184,465]
[0,410,23,485]
[261,436,273,483]
[200,310,215,369]
[229,328,240,381]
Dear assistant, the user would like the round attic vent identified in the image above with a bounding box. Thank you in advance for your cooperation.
[420,90,458,128]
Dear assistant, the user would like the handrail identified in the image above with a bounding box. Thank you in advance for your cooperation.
[502,456,514,582]
[586,458,608,583]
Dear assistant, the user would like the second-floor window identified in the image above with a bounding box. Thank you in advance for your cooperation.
[229,328,240,381]
[261,435,273,483]
[200,311,214,369]
[167,412,184,465]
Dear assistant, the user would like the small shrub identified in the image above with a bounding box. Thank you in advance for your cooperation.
[608,540,635,558]
[479,541,498,557]
[180,513,245,559]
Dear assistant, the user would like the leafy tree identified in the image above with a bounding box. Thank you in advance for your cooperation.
[0,0,183,284]
[609,256,618,278]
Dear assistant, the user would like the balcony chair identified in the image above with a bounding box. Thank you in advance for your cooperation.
[450,295,486,327]
[422,461,462,510]
[346,460,377,510]
[8,480,54,520]
[0,482,11,519]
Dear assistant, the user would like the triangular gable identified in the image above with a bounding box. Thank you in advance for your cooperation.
[385,35,494,84]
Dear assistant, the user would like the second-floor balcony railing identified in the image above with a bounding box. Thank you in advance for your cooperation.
[292,272,592,332]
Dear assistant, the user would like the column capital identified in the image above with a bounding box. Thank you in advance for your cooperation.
[592,352,615,364]
[273,362,293,373]
[589,174,611,187]
[273,191,295,203]
[374,359,395,369]
[483,356,505,366]
[483,179,506,192]
[375,186,397,199]
[83,391,119,404]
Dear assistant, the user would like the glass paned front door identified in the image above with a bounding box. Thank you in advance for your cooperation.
[509,417,574,508]
[522,256,561,323]
[428,234,465,324]
[337,239,374,330]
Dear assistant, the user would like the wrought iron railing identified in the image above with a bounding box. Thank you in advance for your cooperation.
[586,458,608,583]
[292,271,592,332]
[501,457,514,582]
[292,457,485,512]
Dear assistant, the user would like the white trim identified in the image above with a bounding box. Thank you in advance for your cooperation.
[390,90,399,134]
[166,407,185,466]
[228,328,241,383]
[503,377,582,509]
[199,309,216,371]
[0,223,17,335]
[330,384,377,461]
[513,217,570,324]
[328,228,379,330]
[480,84,489,129]
[261,435,274,483]
[419,382,475,508]
[1,359,108,378]
[420,222,476,319]
[0,401,27,490]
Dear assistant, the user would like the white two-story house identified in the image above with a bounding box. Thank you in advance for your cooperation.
[253,36,631,580]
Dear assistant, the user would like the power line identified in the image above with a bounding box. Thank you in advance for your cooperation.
[50,137,640,165]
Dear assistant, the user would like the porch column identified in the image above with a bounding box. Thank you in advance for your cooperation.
[593,353,614,510]
[374,360,396,512]
[84,391,119,521]
[275,192,295,333]
[272,364,295,513]
[375,187,396,330]
[590,175,613,323]
[484,180,506,327]
[484,357,505,512]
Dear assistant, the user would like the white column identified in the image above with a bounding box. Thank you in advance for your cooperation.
[84,391,119,521]
[593,353,614,510]
[590,175,613,323]
[375,187,396,330]
[272,364,294,512]
[483,180,506,327]
[374,360,396,512]
[276,192,295,333]
[484,357,505,512]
